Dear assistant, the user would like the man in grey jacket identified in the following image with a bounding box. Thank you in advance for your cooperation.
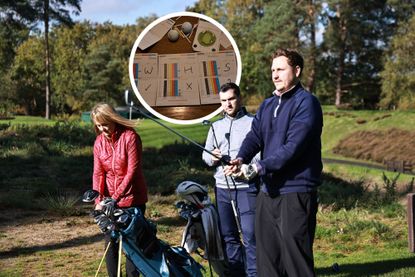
[202,82,258,277]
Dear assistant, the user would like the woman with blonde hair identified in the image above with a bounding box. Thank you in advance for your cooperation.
[90,103,148,277]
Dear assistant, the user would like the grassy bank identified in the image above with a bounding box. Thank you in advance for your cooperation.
[321,106,415,159]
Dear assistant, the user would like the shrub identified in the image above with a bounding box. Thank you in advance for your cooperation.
[41,190,81,216]
[319,172,406,212]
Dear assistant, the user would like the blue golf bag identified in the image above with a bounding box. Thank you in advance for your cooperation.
[111,208,203,277]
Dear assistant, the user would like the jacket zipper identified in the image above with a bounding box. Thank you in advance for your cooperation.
[110,142,118,191]
[274,96,282,118]
[227,118,233,156]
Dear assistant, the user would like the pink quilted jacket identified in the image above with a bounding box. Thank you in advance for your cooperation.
[93,126,148,207]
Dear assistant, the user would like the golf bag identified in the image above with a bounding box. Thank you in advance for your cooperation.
[176,181,229,276]
[83,190,203,277]
[111,208,203,277]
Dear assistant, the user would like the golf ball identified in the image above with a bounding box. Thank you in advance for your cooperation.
[167,29,179,42]
[181,22,192,35]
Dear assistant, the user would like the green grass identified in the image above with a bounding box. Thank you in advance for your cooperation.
[2,109,415,276]
[1,116,57,125]
[136,119,210,149]
[0,115,214,149]
[323,163,415,189]
[4,108,415,156]
[314,203,415,276]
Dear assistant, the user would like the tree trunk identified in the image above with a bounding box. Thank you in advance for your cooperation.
[44,0,51,119]
[335,49,344,107]
[306,0,316,93]
[335,4,347,107]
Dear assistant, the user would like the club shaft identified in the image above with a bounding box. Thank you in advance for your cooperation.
[231,200,243,234]
[211,124,243,237]
[131,106,226,163]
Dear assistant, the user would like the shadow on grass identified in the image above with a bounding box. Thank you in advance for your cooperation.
[0,233,103,259]
[316,256,415,276]
[155,215,186,227]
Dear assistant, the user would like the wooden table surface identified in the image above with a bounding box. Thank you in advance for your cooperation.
[136,16,233,121]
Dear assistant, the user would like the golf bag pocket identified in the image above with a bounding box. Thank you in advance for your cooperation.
[119,208,160,258]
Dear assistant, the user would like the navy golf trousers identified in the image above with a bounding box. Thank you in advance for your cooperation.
[216,185,257,277]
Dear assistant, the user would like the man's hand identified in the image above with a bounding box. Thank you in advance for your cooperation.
[224,158,243,176]
[211,148,222,163]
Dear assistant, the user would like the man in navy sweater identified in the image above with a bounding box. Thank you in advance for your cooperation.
[225,49,323,277]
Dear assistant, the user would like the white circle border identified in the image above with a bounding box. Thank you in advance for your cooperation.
[128,11,242,125]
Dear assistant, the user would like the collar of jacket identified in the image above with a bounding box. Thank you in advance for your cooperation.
[109,125,125,143]
[223,106,248,120]
[272,82,302,99]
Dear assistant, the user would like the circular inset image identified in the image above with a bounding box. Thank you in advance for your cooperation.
[129,12,242,124]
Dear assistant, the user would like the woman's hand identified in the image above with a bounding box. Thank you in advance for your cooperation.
[95,203,103,210]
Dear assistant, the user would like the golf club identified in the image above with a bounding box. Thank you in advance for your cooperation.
[202,119,244,245]
[113,209,124,217]
[82,189,99,203]
[124,90,230,165]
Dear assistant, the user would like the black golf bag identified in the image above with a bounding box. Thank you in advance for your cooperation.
[176,181,229,276]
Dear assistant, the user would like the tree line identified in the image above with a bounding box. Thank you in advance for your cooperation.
[0,0,414,118]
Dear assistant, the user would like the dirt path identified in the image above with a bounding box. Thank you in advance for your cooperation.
[0,206,189,276]
[323,158,415,176]
[0,211,103,276]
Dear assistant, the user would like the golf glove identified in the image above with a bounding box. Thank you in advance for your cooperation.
[100,197,117,217]
[240,164,258,180]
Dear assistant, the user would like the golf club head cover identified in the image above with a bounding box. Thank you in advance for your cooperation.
[91,210,114,234]
[82,189,100,203]
[241,163,258,180]
[177,201,200,220]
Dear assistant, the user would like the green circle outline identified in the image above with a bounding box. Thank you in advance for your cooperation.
[197,30,216,47]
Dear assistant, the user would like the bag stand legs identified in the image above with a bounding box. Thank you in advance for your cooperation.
[118,235,123,277]
[94,236,124,277]
[95,241,112,277]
